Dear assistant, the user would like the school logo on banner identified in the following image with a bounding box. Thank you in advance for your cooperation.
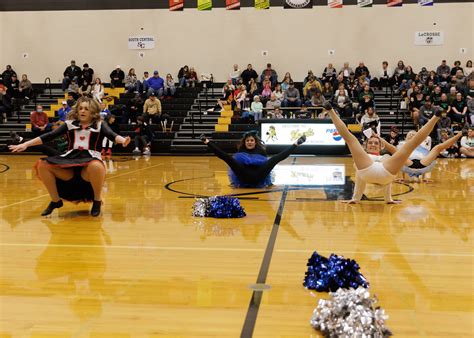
[418,0,433,6]
[415,31,443,45]
[255,0,270,9]
[357,0,373,7]
[284,0,312,9]
[198,0,212,10]
[387,0,402,6]
[169,0,184,11]
[226,0,240,10]
[328,0,342,8]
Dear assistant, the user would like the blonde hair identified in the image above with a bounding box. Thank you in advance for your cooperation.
[67,96,101,124]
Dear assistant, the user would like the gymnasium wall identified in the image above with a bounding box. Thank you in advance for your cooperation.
[1,3,473,83]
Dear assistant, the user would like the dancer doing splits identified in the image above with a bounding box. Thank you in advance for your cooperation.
[9,96,130,216]
[200,131,306,188]
[324,101,441,204]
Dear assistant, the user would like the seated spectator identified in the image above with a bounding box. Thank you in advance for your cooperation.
[0,85,12,123]
[81,63,94,85]
[418,97,441,126]
[438,93,451,114]
[393,60,406,85]
[267,106,283,119]
[248,78,259,97]
[339,62,353,79]
[355,62,370,79]
[250,95,263,121]
[280,72,293,92]
[99,102,111,120]
[407,81,417,98]
[67,79,80,99]
[358,84,374,108]
[273,83,284,102]
[6,74,20,99]
[305,83,321,101]
[66,92,76,108]
[468,97,474,125]
[466,79,474,99]
[375,61,393,89]
[19,74,33,100]
[57,101,71,122]
[92,78,104,102]
[1,65,17,86]
[450,60,463,76]
[403,65,416,84]
[62,60,82,91]
[450,92,467,125]
[303,70,314,87]
[303,76,322,99]
[265,93,281,112]
[125,68,139,93]
[229,64,241,86]
[321,82,333,101]
[437,110,452,140]
[78,79,91,97]
[453,70,467,93]
[260,63,278,87]
[384,126,400,147]
[418,67,429,84]
[142,71,151,93]
[426,71,439,86]
[447,86,457,104]
[430,86,442,106]
[436,60,451,88]
[178,65,189,88]
[133,116,153,156]
[332,88,353,118]
[241,64,258,87]
[261,76,272,100]
[347,73,357,98]
[126,92,144,124]
[465,60,473,77]
[143,92,162,124]
[164,74,176,98]
[460,127,474,157]
[30,105,52,136]
[147,71,164,98]
[187,67,198,88]
[282,82,301,108]
[322,64,337,84]
[234,84,248,111]
[110,65,125,88]
[307,91,324,109]
[217,84,234,111]
[296,104,311,119]
[102,114,120,157]
[438,128,459,158]
[360,107,380,138]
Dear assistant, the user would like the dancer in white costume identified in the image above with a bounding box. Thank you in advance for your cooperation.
[323,101,441,204]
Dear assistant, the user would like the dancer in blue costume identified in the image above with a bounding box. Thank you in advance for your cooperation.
[201,131,306,188]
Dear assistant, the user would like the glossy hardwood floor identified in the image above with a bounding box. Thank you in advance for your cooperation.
[0,154,472,338]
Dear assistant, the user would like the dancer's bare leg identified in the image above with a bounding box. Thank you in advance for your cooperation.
[327,107,373,170]
[420,131,462,166]
[37,161,74,202]
[81,160,106,201]
[383,114,440,175]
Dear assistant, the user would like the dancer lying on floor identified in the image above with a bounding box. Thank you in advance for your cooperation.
[200,131,306,188]
[324,101,441,204]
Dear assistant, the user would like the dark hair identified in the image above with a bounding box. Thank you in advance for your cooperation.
[83,63,89,67]
[238,132,266,152]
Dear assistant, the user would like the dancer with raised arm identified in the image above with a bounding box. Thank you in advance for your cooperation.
[200,131,306,188]
[9,96,130,216]
[323,101,441,204]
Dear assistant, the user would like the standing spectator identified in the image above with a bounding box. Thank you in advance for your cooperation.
[260,63,278,87]
[384,126,400,147]
[229,64,241,86]
[30,105,52,136]
[78,79,91,97]
[6,74,20,99]
[124,68,139,93]
[102,114,120,157]
[250,96,263,121]
[282,82,301,108]
[81,63,94,85]
[436,60,451,88]
[355,62,370,79]
[147,71,164,97]
[0,86,12,123]
[393,60,406,85]
[1,65,17,86]
[92,78,104,102]
[460,127,474,157]
[450,60,463,76]
[339,62,353,79]
[62,60,82,91]
[110,65,125,88]
[464,60,473,77]
[19,74,33,100]
[187,67,198,88]
[241,64,258,87]
[143,92,162,124]
[322,64,337,84]
[450,92,467,125]
[164,74,176,98]
[177,65,189,88]
[57,101,71,122]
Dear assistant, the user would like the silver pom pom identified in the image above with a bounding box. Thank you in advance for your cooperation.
[310,287,392,337]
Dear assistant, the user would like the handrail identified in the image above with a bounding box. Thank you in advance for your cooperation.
[44,77,52,99]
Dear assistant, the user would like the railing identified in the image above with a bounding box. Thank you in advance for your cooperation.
[44,77,52,100]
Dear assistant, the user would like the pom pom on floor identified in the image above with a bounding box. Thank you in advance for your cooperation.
[192,196,246,218]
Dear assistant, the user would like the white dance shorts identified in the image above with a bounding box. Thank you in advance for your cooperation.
[357,162,396,185]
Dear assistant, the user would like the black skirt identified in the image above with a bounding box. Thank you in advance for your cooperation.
[44,149,98,167]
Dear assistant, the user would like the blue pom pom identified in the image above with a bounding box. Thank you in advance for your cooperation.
[303,251,369,292]
[193,196,246,218]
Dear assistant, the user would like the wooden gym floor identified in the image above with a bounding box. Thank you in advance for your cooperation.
[0,155,472,337]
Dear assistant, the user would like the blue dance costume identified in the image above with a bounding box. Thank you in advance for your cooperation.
[206,142,297,188]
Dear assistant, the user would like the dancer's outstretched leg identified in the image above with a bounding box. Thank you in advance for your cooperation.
[325,103,373,170]
[384,114,440,175]
[419,131,462,166]
[201,135,248,177]
[254,135,306,180]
